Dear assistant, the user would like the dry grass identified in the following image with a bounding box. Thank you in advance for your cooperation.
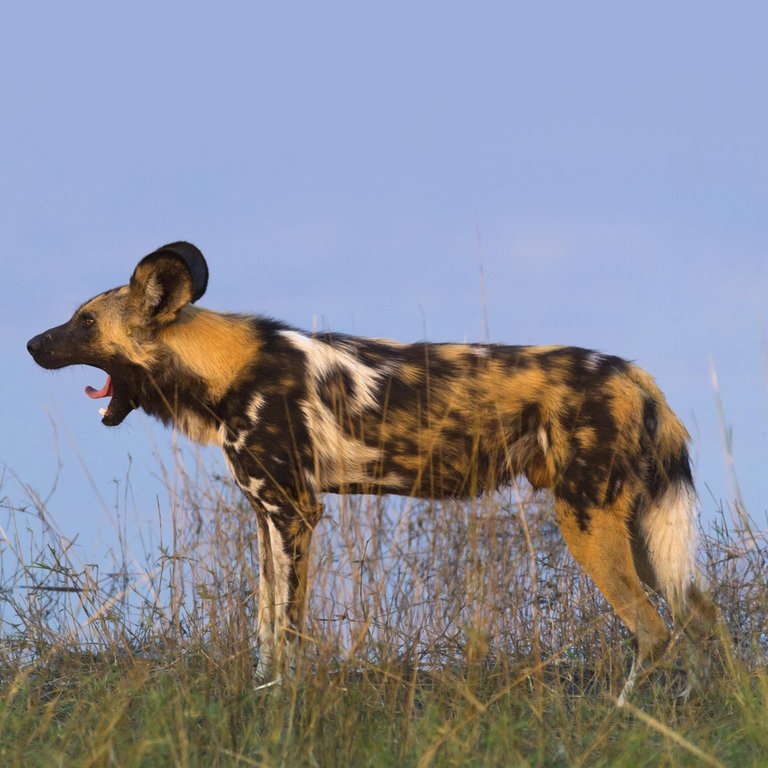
[0,447,766,767]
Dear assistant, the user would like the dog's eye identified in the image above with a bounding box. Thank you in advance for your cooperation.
[81,314,96,328]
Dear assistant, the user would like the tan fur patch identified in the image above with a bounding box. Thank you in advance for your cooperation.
[159,307,262,400]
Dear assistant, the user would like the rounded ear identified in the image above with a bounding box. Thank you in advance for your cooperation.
[130,242,209,325]
[146,241,208,302]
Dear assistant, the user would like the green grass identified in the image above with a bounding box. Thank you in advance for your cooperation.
[1,645,765,767]
[1,458,766,767]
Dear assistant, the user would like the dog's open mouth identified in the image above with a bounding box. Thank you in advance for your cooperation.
[85,375,113,418]
[84,373,135,426]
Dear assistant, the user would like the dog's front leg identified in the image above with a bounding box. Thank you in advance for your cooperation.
[252,505,277,682]
[250,492,324,684]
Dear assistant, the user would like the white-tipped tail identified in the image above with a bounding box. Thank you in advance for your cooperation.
[637,481,699,618]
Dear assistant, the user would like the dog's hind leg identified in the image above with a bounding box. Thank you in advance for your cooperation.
[554,500,671,704]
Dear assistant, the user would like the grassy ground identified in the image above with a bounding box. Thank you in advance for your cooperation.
[0,463,766,767]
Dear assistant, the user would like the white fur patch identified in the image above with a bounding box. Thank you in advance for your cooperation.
[299,398,384,487]
[227,430,248,452]
[267,516,292,607]
[247,392,266,423]
[279,330,384,412]
[280,330,390,488]
[638,481,698,616]
[266,515,294,674]
[583,350,606,372]
[245,476,266,498]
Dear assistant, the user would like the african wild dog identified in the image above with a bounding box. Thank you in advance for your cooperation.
[28,241,716,702]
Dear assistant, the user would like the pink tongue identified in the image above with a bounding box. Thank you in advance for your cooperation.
[85,376,113,399]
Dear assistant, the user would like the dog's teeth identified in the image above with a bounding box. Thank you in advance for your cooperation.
[99,408,107,417]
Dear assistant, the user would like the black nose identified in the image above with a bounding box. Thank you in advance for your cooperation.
[27,333,46,357]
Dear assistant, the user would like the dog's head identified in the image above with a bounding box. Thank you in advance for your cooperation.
[27,242,208,426]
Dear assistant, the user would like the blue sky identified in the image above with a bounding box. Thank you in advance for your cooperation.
[2,3,767,564]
